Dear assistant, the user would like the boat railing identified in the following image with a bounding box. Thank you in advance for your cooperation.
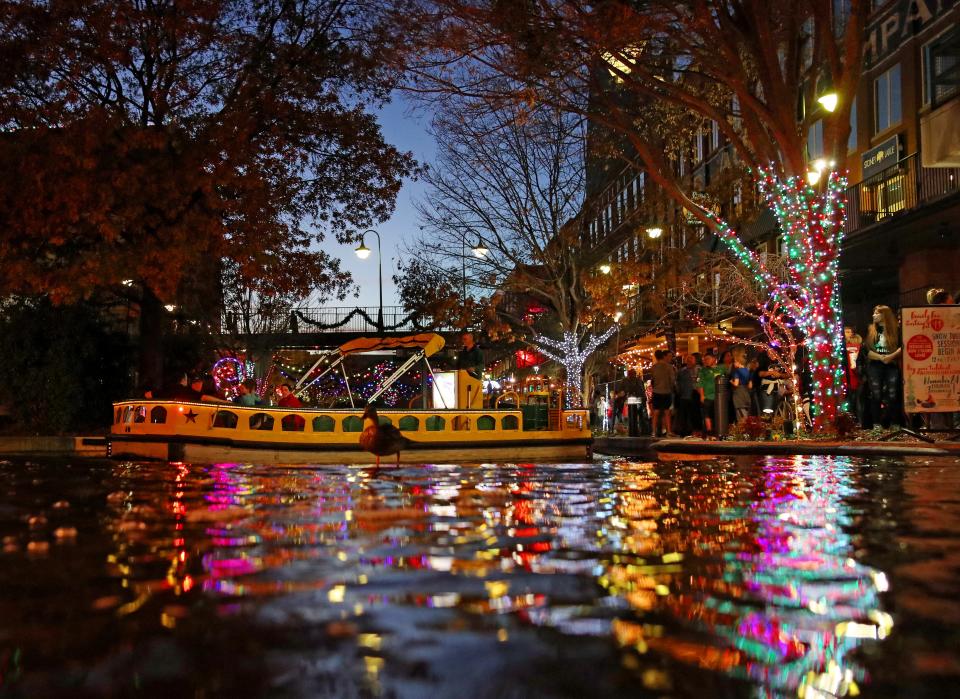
[113,400,590,436]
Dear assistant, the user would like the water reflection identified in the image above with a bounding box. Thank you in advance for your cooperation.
[2,456,951,697]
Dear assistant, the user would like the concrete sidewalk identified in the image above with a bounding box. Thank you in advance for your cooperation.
[0,435,108,457]
[594,435,960,459]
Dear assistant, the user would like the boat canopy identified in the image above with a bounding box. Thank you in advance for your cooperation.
[338,333,445,358]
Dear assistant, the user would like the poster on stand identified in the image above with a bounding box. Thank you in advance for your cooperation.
[901,306,960,414]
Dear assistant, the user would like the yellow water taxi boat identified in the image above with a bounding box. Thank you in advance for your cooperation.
[109,334,592,463]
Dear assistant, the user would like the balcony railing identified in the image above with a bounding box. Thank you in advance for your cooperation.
[220,306,420,335]
[844,152,960,234]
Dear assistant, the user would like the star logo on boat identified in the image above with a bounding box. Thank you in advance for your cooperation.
[184,409,198,423]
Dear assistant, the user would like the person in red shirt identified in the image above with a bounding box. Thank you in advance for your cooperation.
[277,383,302,408]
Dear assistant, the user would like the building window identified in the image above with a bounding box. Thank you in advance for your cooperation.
[924,27,960,108]
[874,64,901,134]
[848,97,857,151]
[808,120,824,160]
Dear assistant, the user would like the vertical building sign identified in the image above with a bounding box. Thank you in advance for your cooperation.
[902,306,960,413]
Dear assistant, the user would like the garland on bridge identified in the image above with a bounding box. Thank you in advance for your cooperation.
[293,307,427,333]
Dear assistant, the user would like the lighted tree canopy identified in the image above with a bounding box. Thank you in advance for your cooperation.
[0,0,416,385]
[397,0,871,423]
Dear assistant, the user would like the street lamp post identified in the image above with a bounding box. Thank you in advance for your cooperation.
[462,235,489,300]
[354,229,383,333]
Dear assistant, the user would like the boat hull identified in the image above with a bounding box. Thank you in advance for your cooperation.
[109,401,593,464]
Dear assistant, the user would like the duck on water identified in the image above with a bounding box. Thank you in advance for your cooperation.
[359,404,411,466]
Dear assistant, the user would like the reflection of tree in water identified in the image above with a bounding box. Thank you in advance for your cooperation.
[604,457,891,697]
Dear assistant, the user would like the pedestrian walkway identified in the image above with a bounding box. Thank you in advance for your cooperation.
[594,435,960,459]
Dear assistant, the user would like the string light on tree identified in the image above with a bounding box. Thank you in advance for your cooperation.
[702,167,849,426]
[532,325,619,407]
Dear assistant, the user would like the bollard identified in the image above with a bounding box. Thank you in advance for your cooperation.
[627,398,640,437]
[714,374,730,439]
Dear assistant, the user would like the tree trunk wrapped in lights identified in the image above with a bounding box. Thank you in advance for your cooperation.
[533,326,619,408]
[705,169,848,425]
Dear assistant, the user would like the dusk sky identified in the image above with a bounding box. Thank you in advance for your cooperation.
[330,94,436,310]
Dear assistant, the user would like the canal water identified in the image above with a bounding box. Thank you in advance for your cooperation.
[0,455,957,698]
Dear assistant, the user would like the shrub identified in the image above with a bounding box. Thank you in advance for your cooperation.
[833,412,859,439]
[740,416,767,440]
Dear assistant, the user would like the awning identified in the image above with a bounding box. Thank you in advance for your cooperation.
[338,333,446,358]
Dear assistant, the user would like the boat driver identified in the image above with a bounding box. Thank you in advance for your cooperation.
[456,332,485,380]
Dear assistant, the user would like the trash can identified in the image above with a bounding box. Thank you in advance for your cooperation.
[626,397,641,437]
[714,374,730,439]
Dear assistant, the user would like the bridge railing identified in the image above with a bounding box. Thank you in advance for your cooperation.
[220,306,424,335]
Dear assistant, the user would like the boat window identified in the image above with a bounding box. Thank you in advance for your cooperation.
[281,414,306,432]
[123,406,135,423]
[115,408,122,424]
[378,415,393,426]
[425,416,445,431]
[501,415,519,430]
[477,415,496,431]
[342,415,363,432]
[313,415,335,432]
[150,406,167,424]
[398,416,419,431]
[249,413,275,431]
[214,410,239,429]
[134,406,147,423]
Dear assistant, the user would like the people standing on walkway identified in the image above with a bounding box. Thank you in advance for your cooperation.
[698,353,724,436]
[612,389,626,432]
[729,347,753,423]
[755,350,786,419]
[675,353,701,435]
[650,349,677,437]
[864,305,902,428]
[844,326,864,420]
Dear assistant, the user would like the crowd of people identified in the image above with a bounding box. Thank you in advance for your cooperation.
[596,292,958,438]
[595,343,810,438]
[146,374,303,408]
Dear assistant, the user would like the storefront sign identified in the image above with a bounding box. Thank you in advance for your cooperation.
[902,305,960,413]
[861,136,900,180]
[864,0,956,68]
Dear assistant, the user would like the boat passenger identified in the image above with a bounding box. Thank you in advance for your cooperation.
[277,383,302,408]
[234,379,260,407]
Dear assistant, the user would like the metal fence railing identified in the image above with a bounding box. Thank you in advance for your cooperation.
[844,153,960,234]
[220,306,420,335]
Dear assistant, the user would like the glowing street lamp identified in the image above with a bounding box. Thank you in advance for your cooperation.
[599,263,612,274]
[462,235,489,299]
[354,229,383,332]
[817,91,839,112]
[647,226,663,239]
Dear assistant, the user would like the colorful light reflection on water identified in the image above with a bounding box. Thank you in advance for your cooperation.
[0,455,957,697]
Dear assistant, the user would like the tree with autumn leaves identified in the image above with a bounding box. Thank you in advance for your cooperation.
[397,0,870,424]
[397,97,651,406]
[0,0,415,388]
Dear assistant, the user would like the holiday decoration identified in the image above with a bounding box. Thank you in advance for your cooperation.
[533,326,618,407]
[704,168,848,426]
[211,357,246,397]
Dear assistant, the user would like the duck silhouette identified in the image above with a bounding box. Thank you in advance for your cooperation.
[359,404,411,466]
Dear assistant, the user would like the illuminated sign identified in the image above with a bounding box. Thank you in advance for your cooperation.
[861,135,900,180]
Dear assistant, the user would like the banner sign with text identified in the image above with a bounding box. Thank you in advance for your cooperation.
[902,305,960,413]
